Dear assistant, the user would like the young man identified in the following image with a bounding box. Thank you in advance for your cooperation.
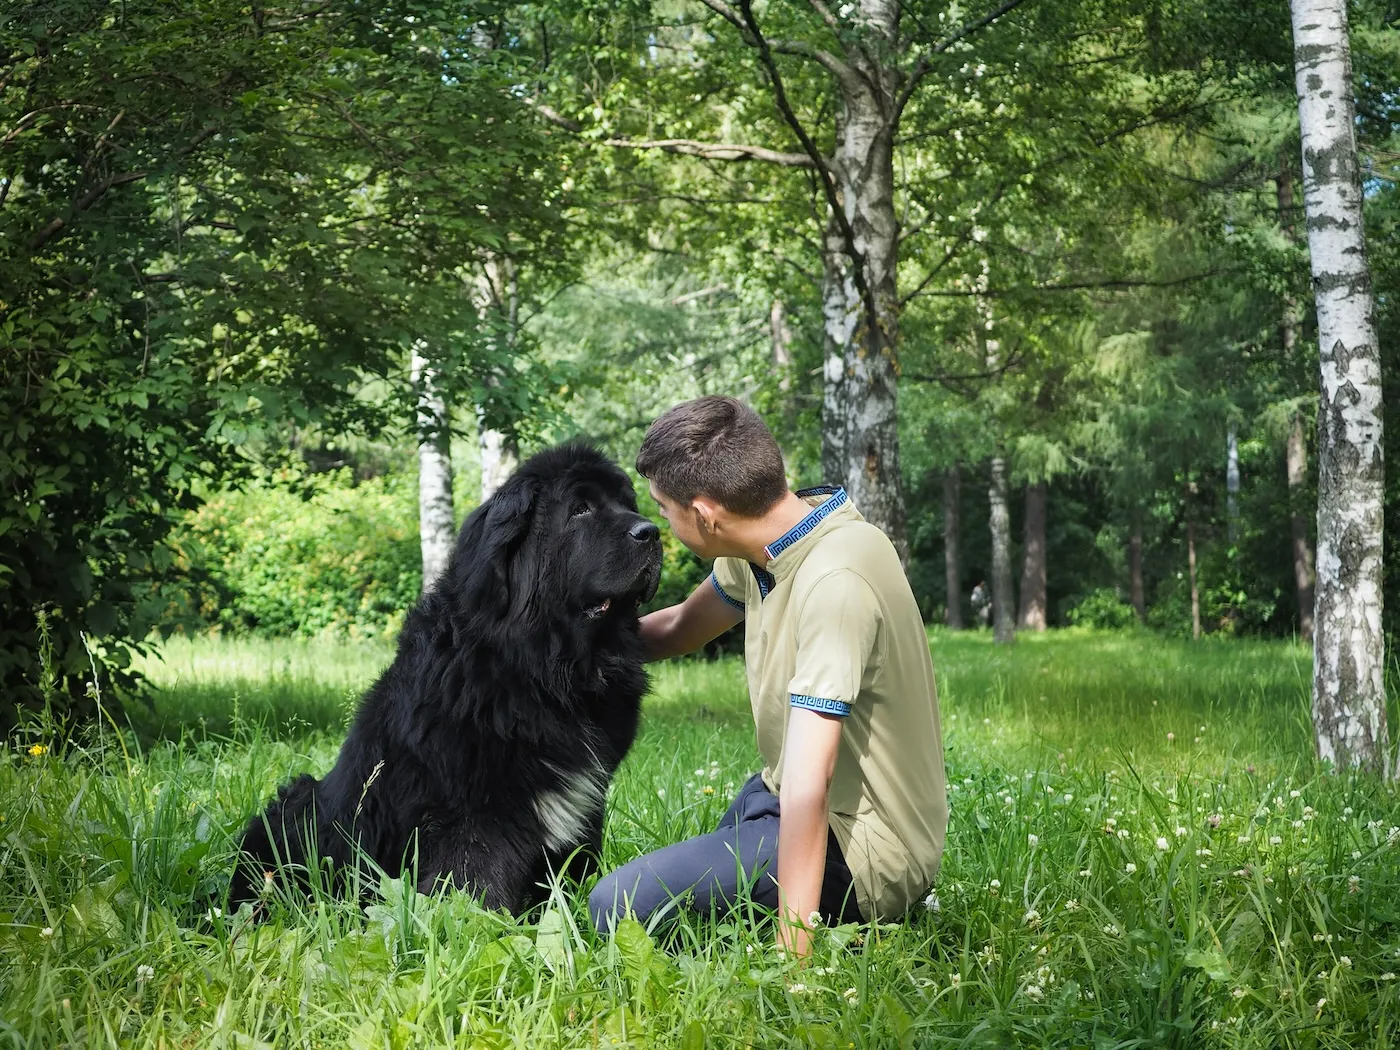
[588,396,947,956]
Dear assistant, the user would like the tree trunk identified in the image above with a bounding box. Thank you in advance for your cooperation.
[820,5,907,564]
[988,455,1016,645]
[1017,481,1048,631]
[1187,515,1201,641]
[820,215,854,488]
[943,464,963,629]
[1290,0,1389,774]
[411,345,454,594]
[1226,425,1240,544]
[477,254,521,503]
[1288,412,1316,642]
[1278,153,1317,645]
[770,298,793,391]
[1129,520,1146,622]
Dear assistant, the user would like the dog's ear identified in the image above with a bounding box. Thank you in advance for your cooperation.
[454,477,538,615]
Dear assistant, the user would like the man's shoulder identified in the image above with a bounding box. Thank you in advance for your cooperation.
[794,519,903,592]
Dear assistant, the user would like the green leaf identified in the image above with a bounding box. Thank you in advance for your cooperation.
[614,918,654,991]
[1183,948,1232,982]
[535,904,568,973]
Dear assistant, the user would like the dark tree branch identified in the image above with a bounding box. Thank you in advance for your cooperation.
[737,0,882,344]
[529,101,816,167]
[893,0,1032,126]
[904,341,1027,395]
[697,0,858,86]
[915,272,1226,297]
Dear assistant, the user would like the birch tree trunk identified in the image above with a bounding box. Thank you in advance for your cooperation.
[1226,426,1241,544]
[477,255,520,503]
[1277,160,1317,644]
[1290,0,1389,774]
[1288,412,1317,642]
[411,345,455,594]
[988,455,1016,645]
[820,215,855,488]
[825,19,907,563]
[1017,482,1048,631]
[944,464,964,629]
[1129,520,1146,622]
[770,298,793,391]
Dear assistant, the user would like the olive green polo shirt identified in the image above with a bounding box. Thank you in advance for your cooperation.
[710,487,948,920]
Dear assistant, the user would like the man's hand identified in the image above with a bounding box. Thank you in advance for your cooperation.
[776,706,844,959]
[638,577,743,662]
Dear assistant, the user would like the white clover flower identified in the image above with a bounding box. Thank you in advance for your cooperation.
[1117,829,1130,840]
[923,892,941,912]
[807,911,823,928]
[1124,862,1137,874]
[40,927,53,939]
[843,987,859,1003]
[1174,827,1188,838]
[1340,956,1352,968]
[1102,923,1120,937]
[1195,848,1212,857]
[655,788,666,798]
[1343,806,1354,817]
[1078,868,1092,878]
[1348,875,1361,893]
[1381,973,1397,982]
[1023,982,1044,1001]
[1155,837,1170,851]
[694,768,705,777]
[1292,820,1305,829]
[1027,833,1039,848]
[1064,899,1080,912]
[1063,793,1074,803]
[1232,987,1248,999]
[1290,790,1301,799]
[788,982,809,995]
[136,964,155,984]
[1023,909,1042,928]
[1352,850,1362,860]
[1269,835,1283,845]
[1315,997,1327,1013]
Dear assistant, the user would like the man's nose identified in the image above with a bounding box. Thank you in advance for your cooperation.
[629,519,660,543]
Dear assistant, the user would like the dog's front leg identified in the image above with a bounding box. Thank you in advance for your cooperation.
[418,827,537,915]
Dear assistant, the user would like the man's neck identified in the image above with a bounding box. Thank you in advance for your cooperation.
[727,490,816,567]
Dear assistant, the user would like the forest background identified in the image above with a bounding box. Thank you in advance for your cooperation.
[2,0,1398,725]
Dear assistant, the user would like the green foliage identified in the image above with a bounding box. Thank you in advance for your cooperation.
[0,0,576,730]
[5,632,1399,1046]
[180,472,422,641]
[1066,588,1140,630]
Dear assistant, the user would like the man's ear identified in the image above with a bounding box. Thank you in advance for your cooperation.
[692,496,722,536]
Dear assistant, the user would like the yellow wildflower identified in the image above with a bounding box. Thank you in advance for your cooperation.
[28,743,47,757]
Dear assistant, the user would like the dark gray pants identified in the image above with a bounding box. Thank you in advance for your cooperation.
[588,773,863,933]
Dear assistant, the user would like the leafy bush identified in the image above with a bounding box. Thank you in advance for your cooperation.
[180,472,421,639]
[1066,589,1140,630]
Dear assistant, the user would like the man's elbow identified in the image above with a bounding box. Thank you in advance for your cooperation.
[780,776,830,814]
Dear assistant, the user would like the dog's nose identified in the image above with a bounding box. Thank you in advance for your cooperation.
[629,519,660,543]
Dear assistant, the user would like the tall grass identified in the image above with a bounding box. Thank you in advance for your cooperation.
[2,630,1397,1048]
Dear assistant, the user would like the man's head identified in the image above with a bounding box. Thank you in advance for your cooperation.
[636,396,787,558]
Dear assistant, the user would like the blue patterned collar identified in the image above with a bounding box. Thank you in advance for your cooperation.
[763,486,848,562]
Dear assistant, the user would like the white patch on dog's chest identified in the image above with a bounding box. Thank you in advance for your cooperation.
[534,766,607,852]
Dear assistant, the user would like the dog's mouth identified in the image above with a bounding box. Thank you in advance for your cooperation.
[584,597,614,619]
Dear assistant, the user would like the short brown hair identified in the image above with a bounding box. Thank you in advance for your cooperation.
[636,396,788,517]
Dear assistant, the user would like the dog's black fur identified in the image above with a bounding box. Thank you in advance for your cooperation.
[228,443,661,913]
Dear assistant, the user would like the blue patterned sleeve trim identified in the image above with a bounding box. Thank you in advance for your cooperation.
[711,572,745,612]
[790,694,852,718]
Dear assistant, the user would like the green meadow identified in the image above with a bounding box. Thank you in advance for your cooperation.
[2,630,1398,1048]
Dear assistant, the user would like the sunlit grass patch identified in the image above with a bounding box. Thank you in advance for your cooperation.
[3,630,1398,1048]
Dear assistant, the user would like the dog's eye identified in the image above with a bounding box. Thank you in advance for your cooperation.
[569,499,591,518]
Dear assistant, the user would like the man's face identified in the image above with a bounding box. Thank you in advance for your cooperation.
[648,482,716,558]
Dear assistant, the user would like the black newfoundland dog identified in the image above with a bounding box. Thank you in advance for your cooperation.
[228,443,661,913]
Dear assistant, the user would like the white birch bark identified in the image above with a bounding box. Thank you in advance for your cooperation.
[815,0,907,562]
[1226,425,1240,544]
[988,455,1016,645]
[476,254,521,503]
[1017,481,1048,631]
[1290,0,1389,774]
[411,344,455,594]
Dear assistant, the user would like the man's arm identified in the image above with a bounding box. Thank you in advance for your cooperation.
[638,577,743,661]
[776,707,844,958]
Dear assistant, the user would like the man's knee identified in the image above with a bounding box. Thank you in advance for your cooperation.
[588,871,625,933]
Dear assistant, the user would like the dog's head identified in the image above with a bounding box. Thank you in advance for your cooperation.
[451,442,662,632]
